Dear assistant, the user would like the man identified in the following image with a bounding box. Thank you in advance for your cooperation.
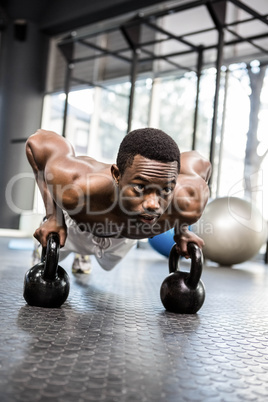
[26,127,211,271]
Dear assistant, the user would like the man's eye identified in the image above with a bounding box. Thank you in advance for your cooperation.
[133,184,145,193]
[161,187,173,196]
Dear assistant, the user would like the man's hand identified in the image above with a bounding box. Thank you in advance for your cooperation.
[174,227,204,259]
[33,216,67,248]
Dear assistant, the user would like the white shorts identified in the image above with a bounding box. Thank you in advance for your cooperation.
[59,211,137,271]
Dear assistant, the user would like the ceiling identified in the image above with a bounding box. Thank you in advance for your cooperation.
[2,0,267,90]
[0,0,176,35]
[50,0,268,91]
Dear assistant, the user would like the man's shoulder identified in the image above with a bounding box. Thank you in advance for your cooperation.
[180,151,211,181]
[76,155,109,166]
[74,162,114,197]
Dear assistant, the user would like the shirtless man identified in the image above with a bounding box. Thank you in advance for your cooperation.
[26,127,211,271]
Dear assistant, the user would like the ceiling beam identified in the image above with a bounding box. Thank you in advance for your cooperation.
[228,0,268,25]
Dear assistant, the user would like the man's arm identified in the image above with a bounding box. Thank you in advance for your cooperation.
[173,151,211,257]
[26,129,75,247]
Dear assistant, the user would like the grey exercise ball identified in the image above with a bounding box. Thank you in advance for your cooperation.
[192,197,267,266]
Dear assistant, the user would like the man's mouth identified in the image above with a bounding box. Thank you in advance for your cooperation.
[139,214,159,225]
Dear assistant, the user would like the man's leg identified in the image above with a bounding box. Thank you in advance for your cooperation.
[32,239,42,266]
[71,254,92,274]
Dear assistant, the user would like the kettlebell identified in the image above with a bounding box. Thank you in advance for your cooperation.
[23,233,70,308]
[160,242,205,314]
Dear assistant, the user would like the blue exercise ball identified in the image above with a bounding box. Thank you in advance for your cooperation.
[149,229,175,257]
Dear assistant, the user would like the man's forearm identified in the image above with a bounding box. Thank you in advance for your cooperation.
[35,171,64,223]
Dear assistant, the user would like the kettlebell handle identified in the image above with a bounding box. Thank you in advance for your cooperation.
[168,242,203,290]
[42,233,60,281]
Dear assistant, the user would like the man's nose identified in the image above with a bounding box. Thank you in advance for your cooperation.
[142,193,161,211]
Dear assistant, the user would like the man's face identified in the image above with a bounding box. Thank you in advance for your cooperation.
[117,155,178,225]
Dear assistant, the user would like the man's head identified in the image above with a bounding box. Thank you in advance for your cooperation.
[116,128,180,175]
[111,128,180,225]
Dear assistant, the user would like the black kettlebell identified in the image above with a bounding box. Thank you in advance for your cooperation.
[160,242,205,314]
[23,233,70,308]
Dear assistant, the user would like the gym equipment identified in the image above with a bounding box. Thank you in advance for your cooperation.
[23,233,70,308]
[160,242,205,314]
[149,228,175,257]
[193,197,267,266]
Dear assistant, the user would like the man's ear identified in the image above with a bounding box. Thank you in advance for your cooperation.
[111,164,120,184]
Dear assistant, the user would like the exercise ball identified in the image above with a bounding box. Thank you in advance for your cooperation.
[193,197,267,266]
[149,228,175,257]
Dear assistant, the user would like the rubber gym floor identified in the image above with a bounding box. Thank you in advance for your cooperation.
[0,235,268,402]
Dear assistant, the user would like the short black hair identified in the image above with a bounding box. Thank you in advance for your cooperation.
[116,127,180,175]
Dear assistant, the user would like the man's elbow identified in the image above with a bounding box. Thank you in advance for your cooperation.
[178,202,202,225]
[180,196,208,225]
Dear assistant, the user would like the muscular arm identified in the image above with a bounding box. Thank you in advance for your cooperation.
[26,129,75,246]
[173,151,211,222]
[172,151,211,257]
